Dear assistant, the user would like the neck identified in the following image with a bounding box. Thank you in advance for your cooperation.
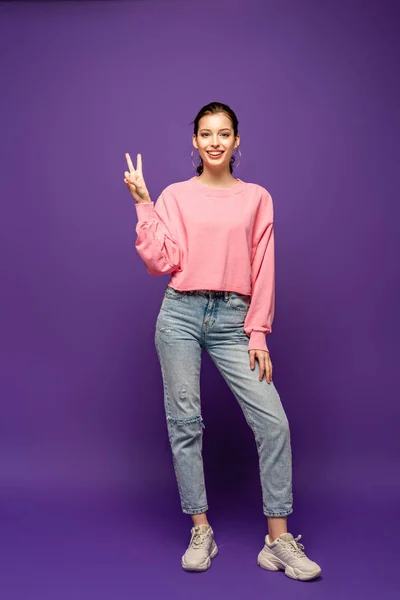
[197,169,238,188]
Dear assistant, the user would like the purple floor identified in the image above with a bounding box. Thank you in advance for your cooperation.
[0,488,396,599]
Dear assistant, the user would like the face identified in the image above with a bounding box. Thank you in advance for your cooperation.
[192,112,240,171]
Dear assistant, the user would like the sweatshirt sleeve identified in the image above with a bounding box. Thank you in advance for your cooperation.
[244,191,275,353]
[134,191,183,276]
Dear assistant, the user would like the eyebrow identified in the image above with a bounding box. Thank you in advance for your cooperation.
[199,128,231,132]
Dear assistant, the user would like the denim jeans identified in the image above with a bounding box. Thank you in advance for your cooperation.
[154,287,293,517]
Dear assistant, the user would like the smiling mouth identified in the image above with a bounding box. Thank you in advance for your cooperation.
[207,151,224,156]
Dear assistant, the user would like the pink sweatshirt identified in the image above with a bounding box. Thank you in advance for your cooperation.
[134,176,275,353]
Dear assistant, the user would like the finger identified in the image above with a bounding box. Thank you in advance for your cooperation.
[125,153,135,173]
[124,170,136,182]
[267,356,273,383]
[266,362,272,384]
[258,354,266,382]
[137,153,142,175]
[124,175,135,187]
[249,350,255,370]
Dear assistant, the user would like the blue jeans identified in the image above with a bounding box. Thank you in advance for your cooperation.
[154,287,293,517]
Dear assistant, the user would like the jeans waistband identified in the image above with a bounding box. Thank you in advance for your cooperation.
[167,287,251,300]
[191,290,227,298]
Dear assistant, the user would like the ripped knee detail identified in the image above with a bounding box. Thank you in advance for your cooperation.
[167,413,205,429]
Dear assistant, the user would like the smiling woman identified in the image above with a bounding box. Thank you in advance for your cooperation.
[190,109,241,186]
[125,101,322,580]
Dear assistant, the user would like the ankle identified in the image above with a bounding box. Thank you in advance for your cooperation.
[266,516,288,542]
[191,514,210,527]
[268,532,286,543]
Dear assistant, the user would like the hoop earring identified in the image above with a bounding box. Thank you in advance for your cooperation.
[191,148,202,169]
[232,147,241,169]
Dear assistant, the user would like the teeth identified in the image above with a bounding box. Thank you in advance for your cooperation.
[208,152,223,155]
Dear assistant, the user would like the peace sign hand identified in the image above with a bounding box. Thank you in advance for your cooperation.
[124,153,151,204]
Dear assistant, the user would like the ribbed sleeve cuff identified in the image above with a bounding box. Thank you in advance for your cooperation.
[248,331,269,353]
[135,201,155,221]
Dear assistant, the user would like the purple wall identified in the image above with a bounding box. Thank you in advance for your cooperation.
[1,0,398,515]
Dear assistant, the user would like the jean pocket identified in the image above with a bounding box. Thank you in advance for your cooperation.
[227,292,251,311]
[164,286,185,301]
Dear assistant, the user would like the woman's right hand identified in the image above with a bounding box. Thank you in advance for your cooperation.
[124,153,152,204]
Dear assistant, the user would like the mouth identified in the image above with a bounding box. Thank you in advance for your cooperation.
[206,151,224,158]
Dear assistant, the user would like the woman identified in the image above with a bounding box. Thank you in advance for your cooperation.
[123,102,322,581]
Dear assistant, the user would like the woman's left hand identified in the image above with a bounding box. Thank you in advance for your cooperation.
[249,350,272,383]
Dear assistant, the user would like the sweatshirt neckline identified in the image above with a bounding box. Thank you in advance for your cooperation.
[189,176,246,197]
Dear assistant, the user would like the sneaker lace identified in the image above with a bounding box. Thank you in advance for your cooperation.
[279,534,306,557]
[190,526,208,550]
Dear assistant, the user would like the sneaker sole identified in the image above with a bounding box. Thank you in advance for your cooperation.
[181,542,218,572]
[257,551,322,581]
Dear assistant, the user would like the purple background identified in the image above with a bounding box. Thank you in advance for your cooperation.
[0,0,398,597]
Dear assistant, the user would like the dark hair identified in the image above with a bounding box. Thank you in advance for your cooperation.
[189,102,239,175]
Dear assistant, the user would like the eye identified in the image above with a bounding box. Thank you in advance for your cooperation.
[201,132,230,137]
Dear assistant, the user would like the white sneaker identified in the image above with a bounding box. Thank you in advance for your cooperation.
[257,532,322,581]
[181,524,218,571]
